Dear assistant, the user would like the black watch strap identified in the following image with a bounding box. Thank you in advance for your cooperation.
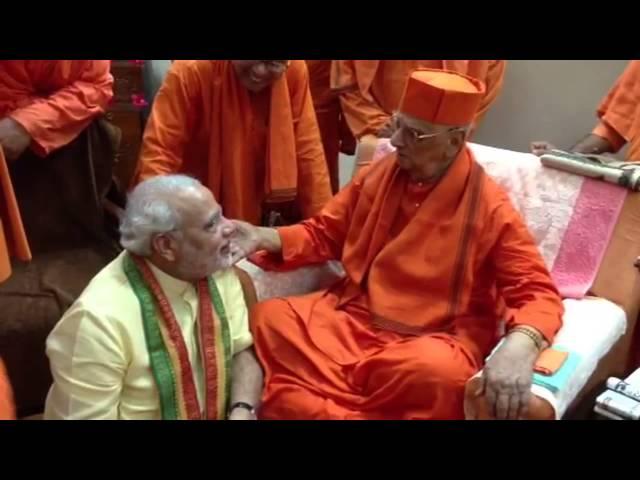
[228,402,256,416]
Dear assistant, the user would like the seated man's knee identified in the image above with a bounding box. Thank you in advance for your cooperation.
[372,336,476,393]
[406,338,476,388]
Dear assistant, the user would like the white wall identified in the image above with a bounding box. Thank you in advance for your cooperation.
[473,60,628,152]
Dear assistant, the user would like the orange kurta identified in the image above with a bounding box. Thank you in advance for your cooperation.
[251,147,563,420]
[0,60,113,156]
[591,60,640,161]
[331,60,506,139]
[135,60,332,225]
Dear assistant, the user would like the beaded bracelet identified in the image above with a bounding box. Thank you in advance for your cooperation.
[509,326,543,351]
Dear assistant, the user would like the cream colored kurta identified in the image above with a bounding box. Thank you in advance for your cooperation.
[44,251,252,420]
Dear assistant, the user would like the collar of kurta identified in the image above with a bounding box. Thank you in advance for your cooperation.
[146,259,192,299]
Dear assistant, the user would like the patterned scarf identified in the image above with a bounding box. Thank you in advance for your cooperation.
[123,253,232,420]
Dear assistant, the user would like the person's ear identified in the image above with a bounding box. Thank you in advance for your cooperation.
[446,129,466,155]
[151,233,177,262]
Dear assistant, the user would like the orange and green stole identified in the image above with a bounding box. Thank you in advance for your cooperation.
[123,253,232,420]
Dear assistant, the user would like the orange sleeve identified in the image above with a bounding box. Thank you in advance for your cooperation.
[287,61,333,218]
[594,60,640,149]
[489,194,564,343]
[332,60,389,139]
[592,120,627,152]
[250,169,365,271]
[474,60,506,125]
[135,61,203,184]
[9,61,113,156]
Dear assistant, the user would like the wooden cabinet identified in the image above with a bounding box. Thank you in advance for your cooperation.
[108,60,147,189]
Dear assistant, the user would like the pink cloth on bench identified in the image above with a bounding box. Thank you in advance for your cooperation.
[550,179,626,298]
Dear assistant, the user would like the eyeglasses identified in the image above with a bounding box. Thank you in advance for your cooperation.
[391,114,465,144]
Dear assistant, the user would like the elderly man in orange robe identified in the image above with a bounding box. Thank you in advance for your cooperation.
[331,60,506,171]
[135,60,332,226]
[532,60,640,160]
[0,60,116,417]
[230,69,563,420]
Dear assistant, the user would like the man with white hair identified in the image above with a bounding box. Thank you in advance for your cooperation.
[44,175,263,420]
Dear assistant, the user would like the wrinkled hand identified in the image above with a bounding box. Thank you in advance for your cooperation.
[228,408,257,420]
[0,118,31,162]
[635,256,640,272]
[530,140,556,157]
[229,220,262,265]
[478,333,539,420]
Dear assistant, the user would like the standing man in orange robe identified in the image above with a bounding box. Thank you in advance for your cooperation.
[306,60,356,193]
[231,69,563,420]
[531,60,640,160]
[0,60,117,417]
[135,60,333,226]
[331,60,506,172]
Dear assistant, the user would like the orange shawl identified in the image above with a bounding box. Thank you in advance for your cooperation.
[342,147,485,333]
[188,61,297,203]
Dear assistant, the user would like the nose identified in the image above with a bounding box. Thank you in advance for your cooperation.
[221,218,236,237]
[252,62,269,79]
[390,127,404,149]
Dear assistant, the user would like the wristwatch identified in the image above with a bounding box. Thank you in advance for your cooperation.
[228,401,256,418]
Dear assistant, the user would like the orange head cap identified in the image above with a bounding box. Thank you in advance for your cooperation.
[398,68,486,127]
